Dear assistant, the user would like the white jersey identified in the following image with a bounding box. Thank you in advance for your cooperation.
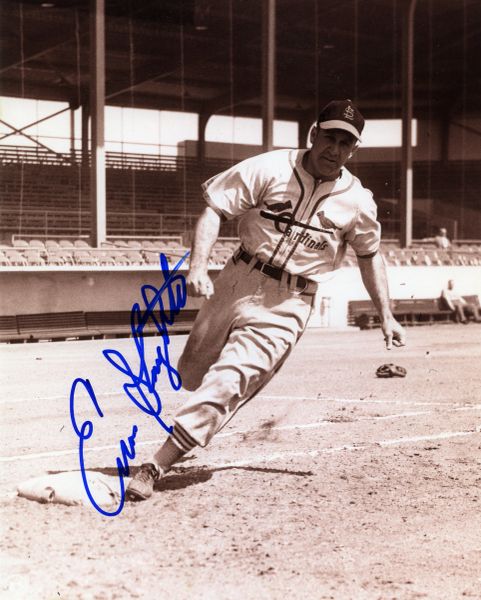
[202,149,381,282]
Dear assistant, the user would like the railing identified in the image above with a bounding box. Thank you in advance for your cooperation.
[0,207,199,236]
[0,145,236,173]
[0,207,238,238]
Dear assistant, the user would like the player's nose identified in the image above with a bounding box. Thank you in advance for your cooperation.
[327,142,340,158]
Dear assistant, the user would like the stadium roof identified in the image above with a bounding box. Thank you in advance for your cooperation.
[1,0,480,123]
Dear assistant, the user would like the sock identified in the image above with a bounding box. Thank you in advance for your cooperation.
[153,437,187,473]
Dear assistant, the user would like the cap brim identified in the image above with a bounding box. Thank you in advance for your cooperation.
[319,120,362,142]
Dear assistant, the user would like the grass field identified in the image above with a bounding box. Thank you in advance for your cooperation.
[1,324,480,600]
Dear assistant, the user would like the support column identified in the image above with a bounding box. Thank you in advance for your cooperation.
[198,111,209,167]
[80,100,90,209]
[400,0,417,248]
[69,103,76,162]
[81,100,89,168]
[89,0,106,246]
[262,0,276,152]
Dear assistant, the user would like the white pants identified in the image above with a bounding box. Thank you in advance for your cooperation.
[171,256,315,450]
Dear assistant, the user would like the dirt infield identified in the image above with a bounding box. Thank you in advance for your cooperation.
[1,324,480,600]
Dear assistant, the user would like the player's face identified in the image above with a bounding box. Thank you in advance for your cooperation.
[305,127,357,180]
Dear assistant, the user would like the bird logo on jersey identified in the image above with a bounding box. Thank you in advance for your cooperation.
[259,202,331,251]
[316,211,342,234]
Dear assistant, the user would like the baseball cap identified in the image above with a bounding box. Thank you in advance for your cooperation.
[317,99,365,141]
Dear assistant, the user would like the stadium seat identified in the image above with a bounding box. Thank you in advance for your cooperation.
[95,251,116,266]
[45,253,66,266]
[12,239,29,248]
[59,240,75,248]
[5,250,28,266]
[29,239,46,250]
[127,240,142,249]
[106,250,131,266]
[222,240,239,250]
[24,250,45,266]
[0,251,10,266]
[385,250,400,266]
[425,250,442,266]
[45,240,60,250]
[144,251,161,265]
[51,249,75,265]
[210,249,232,265]
[125,250,144,265]
[74,239,91,248]
[73,250,98,266]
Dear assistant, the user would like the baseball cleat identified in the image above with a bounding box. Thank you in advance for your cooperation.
[126,463,161,501]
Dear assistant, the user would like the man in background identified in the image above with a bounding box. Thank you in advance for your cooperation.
[434,228,451,250]
[441,279,481,323]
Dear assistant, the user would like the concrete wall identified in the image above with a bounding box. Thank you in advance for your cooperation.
[0,266,208,316]
[311,265,481,328]
[1,265,480,329]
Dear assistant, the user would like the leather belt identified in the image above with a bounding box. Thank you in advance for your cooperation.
[234,247,316,295]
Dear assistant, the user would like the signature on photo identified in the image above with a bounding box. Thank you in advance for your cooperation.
[69,252,189,516]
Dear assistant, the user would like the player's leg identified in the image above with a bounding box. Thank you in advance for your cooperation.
[171,280,314,450]
[126,271,313,500]
[464,303,481,322]
[453,301,467,323]
[176,258,244,390]
[125,261,240,500]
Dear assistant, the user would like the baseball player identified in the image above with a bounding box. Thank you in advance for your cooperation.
[126,99,406,501]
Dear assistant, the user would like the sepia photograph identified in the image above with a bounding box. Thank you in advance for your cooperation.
[1,1,480,598]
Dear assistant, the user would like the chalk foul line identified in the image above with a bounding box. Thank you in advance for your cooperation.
[1,405,480,463]
[200,431,478,470]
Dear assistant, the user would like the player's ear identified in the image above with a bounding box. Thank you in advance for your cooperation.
[309,124,319,145]
[348,141,360,159]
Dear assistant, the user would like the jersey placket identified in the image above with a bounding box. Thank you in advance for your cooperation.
[275,178,322,268]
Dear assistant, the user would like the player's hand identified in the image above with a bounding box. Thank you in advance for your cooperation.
[381,315,406,350]
[185,270,214,299]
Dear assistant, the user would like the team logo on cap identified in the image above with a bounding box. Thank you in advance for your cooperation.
[343,105,355,121]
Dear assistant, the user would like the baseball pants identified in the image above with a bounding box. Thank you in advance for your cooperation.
[170,254,316,452]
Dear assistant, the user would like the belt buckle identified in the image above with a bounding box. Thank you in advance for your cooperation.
[258,261,271,276]
[295,276,309,295]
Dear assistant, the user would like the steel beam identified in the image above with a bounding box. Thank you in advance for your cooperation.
[262,0,276,152]
[400,0,417,248]
[89,0,106,247]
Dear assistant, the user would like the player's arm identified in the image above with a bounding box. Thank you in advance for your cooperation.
[356,252,406,350]
[186,206,221,298]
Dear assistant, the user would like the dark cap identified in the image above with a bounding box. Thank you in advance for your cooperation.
[317,99,365,141]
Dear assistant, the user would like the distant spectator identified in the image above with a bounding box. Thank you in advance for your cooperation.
[434,227,451,249]
[441,279,481,324]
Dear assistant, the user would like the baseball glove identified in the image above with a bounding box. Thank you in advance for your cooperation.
[376,363,407,378]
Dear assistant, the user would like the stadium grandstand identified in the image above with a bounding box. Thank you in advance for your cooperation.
[0,0,480,342]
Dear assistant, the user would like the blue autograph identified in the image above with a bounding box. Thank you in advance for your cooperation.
[69,252,189,516]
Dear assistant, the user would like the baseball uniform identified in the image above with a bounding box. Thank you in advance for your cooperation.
[169,147,381,452]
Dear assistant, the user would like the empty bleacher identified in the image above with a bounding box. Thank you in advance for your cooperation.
[1,147,480,240]
[0,149,238,238]
[0,237,241,268]
[2,236,481,269]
